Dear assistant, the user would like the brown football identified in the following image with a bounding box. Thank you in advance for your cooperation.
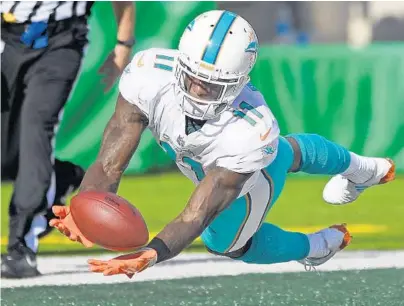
[70,191,149,251]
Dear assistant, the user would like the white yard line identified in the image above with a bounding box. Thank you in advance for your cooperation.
[1,251,404,289]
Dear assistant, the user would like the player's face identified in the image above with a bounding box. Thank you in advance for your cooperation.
[183,74,224,102]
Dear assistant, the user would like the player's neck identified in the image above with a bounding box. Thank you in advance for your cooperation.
[185,116,207,135]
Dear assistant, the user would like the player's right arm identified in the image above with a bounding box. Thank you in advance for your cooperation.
[79,94,148,193]
[49,94,147,247]
[81,48,166,192]
[49,50,158,246]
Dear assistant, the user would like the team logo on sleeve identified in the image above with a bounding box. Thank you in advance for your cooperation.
[262,144,276,156]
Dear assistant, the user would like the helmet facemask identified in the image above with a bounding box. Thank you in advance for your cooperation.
[174,58,250,120]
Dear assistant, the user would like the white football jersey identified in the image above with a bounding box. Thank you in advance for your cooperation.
[119,48,280,198]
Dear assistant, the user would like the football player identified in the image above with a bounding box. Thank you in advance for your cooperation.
[50,10,395,277]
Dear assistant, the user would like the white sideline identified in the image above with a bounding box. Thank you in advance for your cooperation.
[1,251,404,288]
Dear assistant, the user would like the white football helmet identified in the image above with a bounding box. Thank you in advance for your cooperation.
[174,10,259,120]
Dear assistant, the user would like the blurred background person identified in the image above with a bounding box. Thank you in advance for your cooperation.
[218,1,404,45]
[1,1,136,278]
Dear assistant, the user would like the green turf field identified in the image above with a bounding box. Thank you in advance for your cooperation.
[2,268,404,306]
[1,174,403,253]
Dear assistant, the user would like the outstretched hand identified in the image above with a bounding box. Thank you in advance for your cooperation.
[49,206,94,248]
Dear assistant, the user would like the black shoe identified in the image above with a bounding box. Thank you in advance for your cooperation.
[38,160,85,239]
[1,243,41,278]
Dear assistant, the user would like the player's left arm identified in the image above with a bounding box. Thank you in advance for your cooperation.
[152,167,253,261]
[87,167,252,277]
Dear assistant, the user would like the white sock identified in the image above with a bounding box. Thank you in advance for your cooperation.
[306,233,329,258]
[341,152,376,184]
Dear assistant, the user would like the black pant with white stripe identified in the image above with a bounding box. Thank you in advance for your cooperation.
[1,17,87,253]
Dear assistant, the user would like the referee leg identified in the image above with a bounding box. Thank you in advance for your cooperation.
[8,46,83,253]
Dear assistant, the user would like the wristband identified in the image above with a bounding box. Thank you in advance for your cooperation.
[147,237,171,263]
[117,38,135,48]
